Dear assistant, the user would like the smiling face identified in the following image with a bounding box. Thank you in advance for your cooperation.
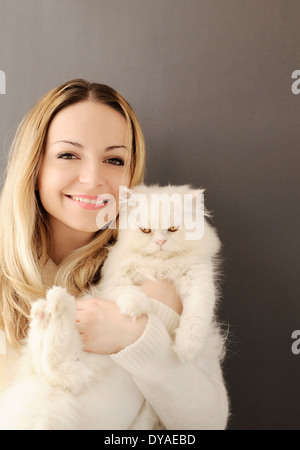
[37,100,130,243]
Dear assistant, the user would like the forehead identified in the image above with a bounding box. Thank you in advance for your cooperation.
[128,193,184,229]
[46,101,128,147]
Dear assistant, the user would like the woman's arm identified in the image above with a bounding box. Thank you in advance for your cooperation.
[76,281,229,429]
[111,281,229,430]
[76,298,148,354]
[75,279,181,354]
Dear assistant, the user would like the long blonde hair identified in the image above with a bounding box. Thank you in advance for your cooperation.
[0,79,146,349]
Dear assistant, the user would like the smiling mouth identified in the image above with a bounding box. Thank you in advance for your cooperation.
[65,194,109,209]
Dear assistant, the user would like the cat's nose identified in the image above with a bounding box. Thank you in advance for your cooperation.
[156,239,167,248]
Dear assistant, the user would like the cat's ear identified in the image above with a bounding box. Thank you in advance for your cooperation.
[190,188,213,218]
[186,188,210,217]
[191,188,205,201]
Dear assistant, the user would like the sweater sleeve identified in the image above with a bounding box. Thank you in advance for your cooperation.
[110,305,229,430]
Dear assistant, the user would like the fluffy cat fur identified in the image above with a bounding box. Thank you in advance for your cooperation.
[0,184,221,430]
[107,184,221,360]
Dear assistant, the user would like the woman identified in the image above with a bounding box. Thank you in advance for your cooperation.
[0,79,229,429]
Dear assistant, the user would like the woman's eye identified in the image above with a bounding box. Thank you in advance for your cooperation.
[105,158,125,166]
[57,152,77,160]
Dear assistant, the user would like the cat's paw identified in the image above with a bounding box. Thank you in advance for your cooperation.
[28,287,84,388]
[117,293,150,320]
[30,287,76,330]
[28,287,77,358]
[44,286,76,322]
[30,299,49,328]
[173,330,204,363]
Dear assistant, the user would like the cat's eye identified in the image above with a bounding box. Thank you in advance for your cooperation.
[140,227,151,234]
[168,226,179,232]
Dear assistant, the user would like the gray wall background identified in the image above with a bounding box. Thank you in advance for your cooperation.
[0,0,299,430]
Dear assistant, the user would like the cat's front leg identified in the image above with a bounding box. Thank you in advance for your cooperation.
[172,267,217,362]
[173,316,210,362]
[29,287,77,361]
[116,286,153,320]
[27,286,93,393]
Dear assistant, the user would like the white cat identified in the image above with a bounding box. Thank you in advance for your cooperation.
[104,184,221,361]
[0,184,221,430]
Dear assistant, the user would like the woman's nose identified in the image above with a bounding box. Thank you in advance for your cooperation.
[79,162,105,187]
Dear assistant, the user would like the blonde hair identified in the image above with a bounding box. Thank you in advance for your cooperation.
[0,79,146,349]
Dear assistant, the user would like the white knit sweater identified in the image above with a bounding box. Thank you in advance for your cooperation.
[0,260,229,430]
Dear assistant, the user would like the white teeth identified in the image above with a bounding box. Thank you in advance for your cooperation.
[70,196,107,205]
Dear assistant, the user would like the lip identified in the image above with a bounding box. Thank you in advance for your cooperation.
[64,194,109,210]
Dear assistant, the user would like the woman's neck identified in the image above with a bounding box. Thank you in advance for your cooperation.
[48,217,95,265]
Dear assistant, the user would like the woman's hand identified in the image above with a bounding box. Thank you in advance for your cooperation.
[76,279,182,355]
[76,298,148,354]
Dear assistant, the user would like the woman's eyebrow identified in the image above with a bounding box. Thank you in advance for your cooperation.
[52,140,83,148]
[52,140,127,151]
[105,145,127,152]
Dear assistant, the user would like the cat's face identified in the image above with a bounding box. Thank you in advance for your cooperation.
[118,184,205,257]
[119,219,187,258]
